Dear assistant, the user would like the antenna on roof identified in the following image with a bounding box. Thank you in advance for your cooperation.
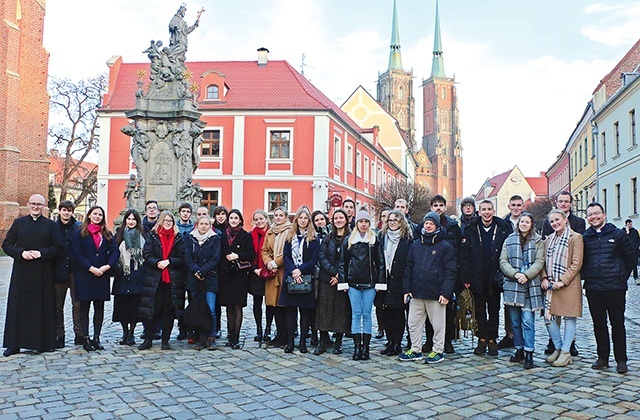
[301,53,313,77]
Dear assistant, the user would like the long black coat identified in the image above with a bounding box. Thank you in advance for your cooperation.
[111,231,145,296]
[2,215,62,350]
[376,234,412,309]
[316,233,351,333]
[138,232,186,321]
[184,233,221,293]
[71,231,119,302]
[280,236,319,308]
[53,217,79,283]
[218,230,254,306]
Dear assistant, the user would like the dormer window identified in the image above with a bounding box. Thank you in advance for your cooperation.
[206,84,219,100]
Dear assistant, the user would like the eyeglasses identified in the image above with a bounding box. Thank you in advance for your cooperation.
[586,210,603,218]
[29,202,44,207]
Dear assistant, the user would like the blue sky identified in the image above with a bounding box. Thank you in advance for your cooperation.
[44,1,640,196]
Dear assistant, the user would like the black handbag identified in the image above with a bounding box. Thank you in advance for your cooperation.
[286,274,312,294]
[183,289,213,333]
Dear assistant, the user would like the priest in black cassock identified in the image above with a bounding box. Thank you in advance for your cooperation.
[2,194,62,357]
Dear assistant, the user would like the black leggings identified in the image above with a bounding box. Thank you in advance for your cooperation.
[227,304,243,340]
[252,295,263,332]
[79,300,105,338]
[286,307,313,342]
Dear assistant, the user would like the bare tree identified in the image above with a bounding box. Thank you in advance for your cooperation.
[372,179,432,224]
[525,197,553,233]
[48,74,106,205]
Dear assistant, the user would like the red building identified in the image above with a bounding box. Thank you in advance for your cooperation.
[97,54,407,224]
[0,0,50,238]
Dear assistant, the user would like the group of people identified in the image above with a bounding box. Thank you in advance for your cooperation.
[1,192,636,375]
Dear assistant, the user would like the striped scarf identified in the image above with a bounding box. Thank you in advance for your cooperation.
[502,232,543,310]
[544,226,571,320]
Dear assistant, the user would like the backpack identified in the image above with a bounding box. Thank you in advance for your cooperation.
[454,287,477,342]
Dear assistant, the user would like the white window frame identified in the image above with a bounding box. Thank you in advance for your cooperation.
[356,151,362,177]
[364,156,370,182]
[265,189,291,213]
[266,127,294,161]
[346,144,353,173]
[200,126,224,160]
[334,136,341,167]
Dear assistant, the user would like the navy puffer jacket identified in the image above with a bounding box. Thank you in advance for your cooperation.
[582,223,635,291]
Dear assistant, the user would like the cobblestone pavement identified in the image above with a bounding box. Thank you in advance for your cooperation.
[1,255,640,419]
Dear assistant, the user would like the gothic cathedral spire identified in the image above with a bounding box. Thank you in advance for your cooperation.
[388,0,402,71]
[430,0,446,78]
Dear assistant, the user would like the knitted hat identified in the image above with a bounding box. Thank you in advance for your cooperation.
[422,211,441,228]
[460,197,475,210]
[355,209,371,224]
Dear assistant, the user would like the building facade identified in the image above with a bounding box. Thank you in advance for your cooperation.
[0,0,49,239]
[567,103,596,217]
[97,55,407,225]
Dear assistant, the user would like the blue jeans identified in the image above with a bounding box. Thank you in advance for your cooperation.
[348,287,375,334]
[546,316,576,353]
[507,306,535,352]
[194,290,217,338]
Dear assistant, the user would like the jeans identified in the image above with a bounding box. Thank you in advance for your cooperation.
[546,316,576,353]
[348,287,375,334]
[507,306,535,352]
[194,290,217,338]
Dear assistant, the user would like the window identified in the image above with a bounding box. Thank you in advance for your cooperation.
[574,151,578,176]
[592,134,596,158]
[442,87,446,99]
[346,145,353,172]
[356,151,362,177]
[201,191,219,211]
[334,137,341,166]
[267,191,289,212]
[602,188,608,214]
[615,183,621,217]
[614,121,620,155]
[584,138,588,166]
[579,146,582,171]
[270,130,290,159]
[633,177,638,215]
[364,156,370,182]
[601,131,607,162]
[398,85,404,100]
[206,85,219,100]
[443,159,448,177]
[370,161,376,186]
[631,109,637,146]
[200,130,220,157]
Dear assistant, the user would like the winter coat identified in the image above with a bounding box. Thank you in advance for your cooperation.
[184,233,221,293]
[111,235,145,296]
[402,230,457,300]
[261,223,292,307]
[339,234,384,289]
[138,232,186,321]
[53,217,80,283]
[218,229,254,306]
[280,236,319,308]
[582,223,635,291]
[316,233,351,333]
[71,231,119,302]
[375,234,412,309]
[459,216,511,295]
[540,231,584,317]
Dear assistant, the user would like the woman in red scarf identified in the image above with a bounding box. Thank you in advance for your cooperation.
[71,206,119,352]
[249,209,270,343]
[138,211,186,351]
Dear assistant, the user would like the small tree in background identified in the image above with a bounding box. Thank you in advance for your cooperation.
[372,179,432,224]
[525,197,553,233]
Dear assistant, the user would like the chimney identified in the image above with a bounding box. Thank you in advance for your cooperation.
[257,47,269,67]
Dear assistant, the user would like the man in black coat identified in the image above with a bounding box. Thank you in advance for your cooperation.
[52,200,82,347]
[2,194,63,357]
[459,200,511,357]
[583,203,636,374]
[624,219,639,283]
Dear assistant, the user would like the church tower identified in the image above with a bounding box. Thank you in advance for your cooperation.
[376,0,415,145]
[417,0,463,206]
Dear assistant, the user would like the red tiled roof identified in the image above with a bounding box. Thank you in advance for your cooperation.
[474,168,511,200]
[592,38,640,97]
[102,60,363,133]
[525,175,548,197]
[48,153,98,185]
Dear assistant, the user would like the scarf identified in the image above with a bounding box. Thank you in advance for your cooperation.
[291,230,306,267]
[502,232,544,311]
[384,228,402,274]
[251,226,268,267]
[544,226,571,320]
[119,228,145,276]
[226,225,242,246]
[157,226,175,284]
[270,221,292,263]
[420,227,442,245]
[87,223,102,250]
[191,228,215,245]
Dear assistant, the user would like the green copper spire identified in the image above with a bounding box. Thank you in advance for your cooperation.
[430,0,446,78]
[388,0,402,70]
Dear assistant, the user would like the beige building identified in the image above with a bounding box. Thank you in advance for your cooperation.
[567,102,597,218]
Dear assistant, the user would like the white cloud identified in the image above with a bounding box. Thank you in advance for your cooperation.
[584,4,624,14]
[581,3,640,46]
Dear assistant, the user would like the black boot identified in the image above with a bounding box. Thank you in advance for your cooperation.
[380,341,392,355]
[55,335,65,349]
[138,339,153,350]
[510,348,525,363]
[524,351,535,369]
[352,334,362,360]
[91,336,104,351]
[389,341,403,356]
[263,326,272,343]
[544,338,555,355]
[284,337,295,353]
[254,326,263,342]
[333,334,343,355]
[314,332,328,355]
[83,337,95,352]
[299,337,308,354]
[361,334,371,360]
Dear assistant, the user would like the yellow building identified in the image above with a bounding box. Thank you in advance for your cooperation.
[567,102,597,218]
[341,86,416,180]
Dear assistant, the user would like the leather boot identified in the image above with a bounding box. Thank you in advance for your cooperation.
[361,334,371,360]
[380,341,392,355]
[391,342,403,356]
[299,336,308,354]
[138,338,153,350]
[91,336,104,351]
[194,337,207,351]
[55,335,65,349]
[254,326,263,342]
[352,334,361,360]
[313,332,328,355]
[284,336,295,353]
[83,337,95,352]
[510,348,525,363]
[332,333,343,354]
[524,351,535,369]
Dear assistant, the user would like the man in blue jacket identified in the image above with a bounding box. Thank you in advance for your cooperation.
[582,203,635,374]
[399,212,456,364]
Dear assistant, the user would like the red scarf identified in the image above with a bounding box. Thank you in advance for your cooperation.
[87,223,102,250]
[226,225,242,246]
[157,226,175,284]
[251,226,268,268]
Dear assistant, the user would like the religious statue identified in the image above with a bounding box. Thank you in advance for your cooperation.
[123,174,139,207]
[168,5,205,62]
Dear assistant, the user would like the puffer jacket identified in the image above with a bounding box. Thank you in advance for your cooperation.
[582,223,635,291]
[339,234,384,289]
[138,232,186,321]
[403,229,457,300]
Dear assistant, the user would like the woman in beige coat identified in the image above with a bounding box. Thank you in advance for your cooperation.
[261,206,292,348]
[541,209,584,367]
